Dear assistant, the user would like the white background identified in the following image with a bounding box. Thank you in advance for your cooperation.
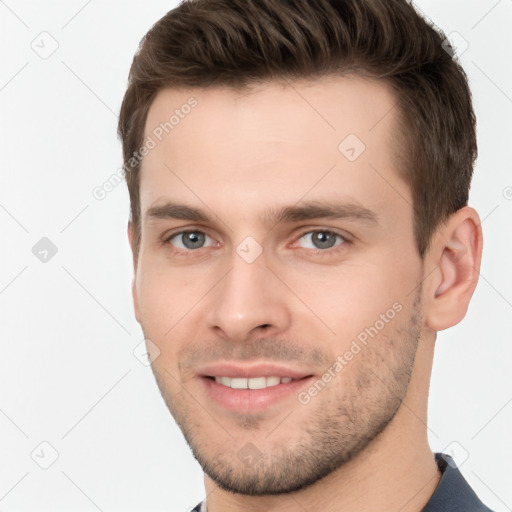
[1,1,511,510]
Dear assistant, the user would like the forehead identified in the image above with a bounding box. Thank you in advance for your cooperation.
[139,76,409,225]
[143,76,398,154]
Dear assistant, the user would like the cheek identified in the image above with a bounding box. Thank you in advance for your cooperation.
[135,254,220,340]
[135,262,184,336]
[279,258,414,346]
[135,267,194,380]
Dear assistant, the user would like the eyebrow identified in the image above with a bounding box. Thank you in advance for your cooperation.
[145,200,379,227]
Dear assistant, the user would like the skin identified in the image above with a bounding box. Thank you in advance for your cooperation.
[128,76,483,512]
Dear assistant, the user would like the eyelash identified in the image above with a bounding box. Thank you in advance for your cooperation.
[161,228,352,256]
[294,229,350,255]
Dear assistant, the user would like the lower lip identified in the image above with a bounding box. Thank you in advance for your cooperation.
[200,376,314,413]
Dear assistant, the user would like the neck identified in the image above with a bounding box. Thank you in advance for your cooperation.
[204,334,441,512]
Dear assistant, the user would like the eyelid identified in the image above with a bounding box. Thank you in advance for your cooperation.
[161,226,353,253]
[162,228,216,248]
[292,227,352,244]
[162,225,209,239]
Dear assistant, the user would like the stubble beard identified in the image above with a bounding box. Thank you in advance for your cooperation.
[148,290,423,496]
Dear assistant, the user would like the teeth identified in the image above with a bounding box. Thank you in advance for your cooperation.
[230,377,248,389]
[266,376,280,387]
[248,377,267,389]
[213,376,295,389]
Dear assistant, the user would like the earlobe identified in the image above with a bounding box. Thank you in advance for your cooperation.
[425,207,483,332]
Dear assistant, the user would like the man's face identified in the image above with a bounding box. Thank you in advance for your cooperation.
[131,77,425,494]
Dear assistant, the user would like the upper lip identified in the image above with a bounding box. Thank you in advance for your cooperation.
[197,362,313,379]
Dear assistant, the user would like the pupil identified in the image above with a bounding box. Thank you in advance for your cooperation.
[183,232,205,249]
[313,231,335,249]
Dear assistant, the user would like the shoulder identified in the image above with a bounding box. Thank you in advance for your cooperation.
[422,453,495,512]
[189,499,207,512]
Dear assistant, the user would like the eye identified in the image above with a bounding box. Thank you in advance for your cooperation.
[167,230,215,250]
[296,230,346,250]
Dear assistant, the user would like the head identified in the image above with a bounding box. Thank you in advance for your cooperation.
[118,0,482,497]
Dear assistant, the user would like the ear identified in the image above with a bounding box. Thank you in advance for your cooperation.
[424,206,483,332]
[127,221,141,324]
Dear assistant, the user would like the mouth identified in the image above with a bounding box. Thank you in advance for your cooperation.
[205,375,306,389]
[197,362,315,413]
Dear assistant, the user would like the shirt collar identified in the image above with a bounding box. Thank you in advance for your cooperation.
[421,452,493,511]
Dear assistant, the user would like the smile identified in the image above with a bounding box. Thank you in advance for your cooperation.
[210,376,295,389]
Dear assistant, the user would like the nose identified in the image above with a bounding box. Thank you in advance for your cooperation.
[206,250,292,343]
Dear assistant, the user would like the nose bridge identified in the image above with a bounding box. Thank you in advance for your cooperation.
[207,246,291,340]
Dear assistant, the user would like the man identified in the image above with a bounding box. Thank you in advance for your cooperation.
[118,0,493,510]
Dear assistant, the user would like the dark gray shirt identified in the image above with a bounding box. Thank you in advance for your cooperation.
[190,453,495,511]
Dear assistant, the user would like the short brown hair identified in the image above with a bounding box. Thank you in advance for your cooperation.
[118,0,477,261]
